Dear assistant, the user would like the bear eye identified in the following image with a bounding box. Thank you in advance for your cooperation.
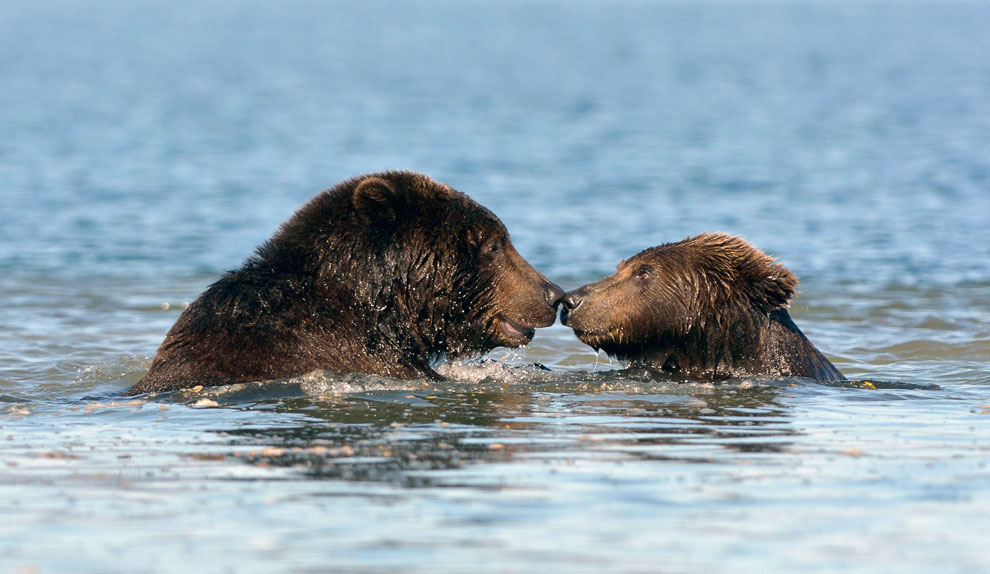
[636,265,652,280]
[487,241,499,254]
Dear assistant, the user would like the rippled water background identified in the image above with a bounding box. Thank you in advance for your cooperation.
[2,1,989,572]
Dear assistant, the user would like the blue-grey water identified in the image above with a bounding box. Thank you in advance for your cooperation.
[2,1,989,572]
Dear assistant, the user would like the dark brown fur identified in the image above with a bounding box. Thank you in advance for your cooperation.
[561,233,844,381]
[129,172,563,394]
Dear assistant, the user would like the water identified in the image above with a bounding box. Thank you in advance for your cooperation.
[2,0,989,572]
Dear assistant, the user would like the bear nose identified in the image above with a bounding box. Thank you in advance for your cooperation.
[545,282,565,308]
[561,291,583,311]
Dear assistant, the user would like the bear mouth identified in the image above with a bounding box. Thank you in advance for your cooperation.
[496,316,537,345]
[570,326,623,348]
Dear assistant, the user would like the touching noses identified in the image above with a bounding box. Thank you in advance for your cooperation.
[558,289,584,326]
[561,291,583,311]
[545,281,565,308]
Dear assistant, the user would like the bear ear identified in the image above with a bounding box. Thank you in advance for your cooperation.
[352,176,405,225]
[751,265,798,312]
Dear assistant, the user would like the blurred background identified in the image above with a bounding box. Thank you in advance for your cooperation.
[3,0,988,285]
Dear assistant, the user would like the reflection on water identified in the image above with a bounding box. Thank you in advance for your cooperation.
[1,358,985,573]
[136,367,941,488]
[232,385,791,483]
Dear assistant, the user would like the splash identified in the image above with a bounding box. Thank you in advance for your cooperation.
[435,354,559,385]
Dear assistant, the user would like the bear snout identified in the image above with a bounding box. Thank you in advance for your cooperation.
[559,289,586,326]
[561,291,584,312]
[545,281,566,309]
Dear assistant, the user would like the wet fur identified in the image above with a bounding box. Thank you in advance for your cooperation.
[563,233,844,381]
[129,172,560,394]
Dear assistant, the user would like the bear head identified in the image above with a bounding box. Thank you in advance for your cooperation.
[560,233,798,372]
[259,171,564,366]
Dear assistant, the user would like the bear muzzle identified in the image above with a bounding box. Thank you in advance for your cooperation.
[545,281,566,310]
[559,288,588,328]
[497,316,538,343]
[495,280,562,346]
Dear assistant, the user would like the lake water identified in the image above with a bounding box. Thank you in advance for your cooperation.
[2,0,989,572]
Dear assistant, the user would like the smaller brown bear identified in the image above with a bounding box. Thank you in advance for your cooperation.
[560,233,844,381]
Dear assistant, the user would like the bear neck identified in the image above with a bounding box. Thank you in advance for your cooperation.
[635,308,842,380]
[237,249,474,380]
[317,272,467,377]
[318,252,499,377]
[629,304,773,379]
[760,309,846,380]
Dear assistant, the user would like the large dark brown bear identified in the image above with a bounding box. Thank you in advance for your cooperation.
[560,233,844,381]
[128,171,564,394]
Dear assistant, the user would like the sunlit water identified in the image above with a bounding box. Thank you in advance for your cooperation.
[2,1,989,573]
